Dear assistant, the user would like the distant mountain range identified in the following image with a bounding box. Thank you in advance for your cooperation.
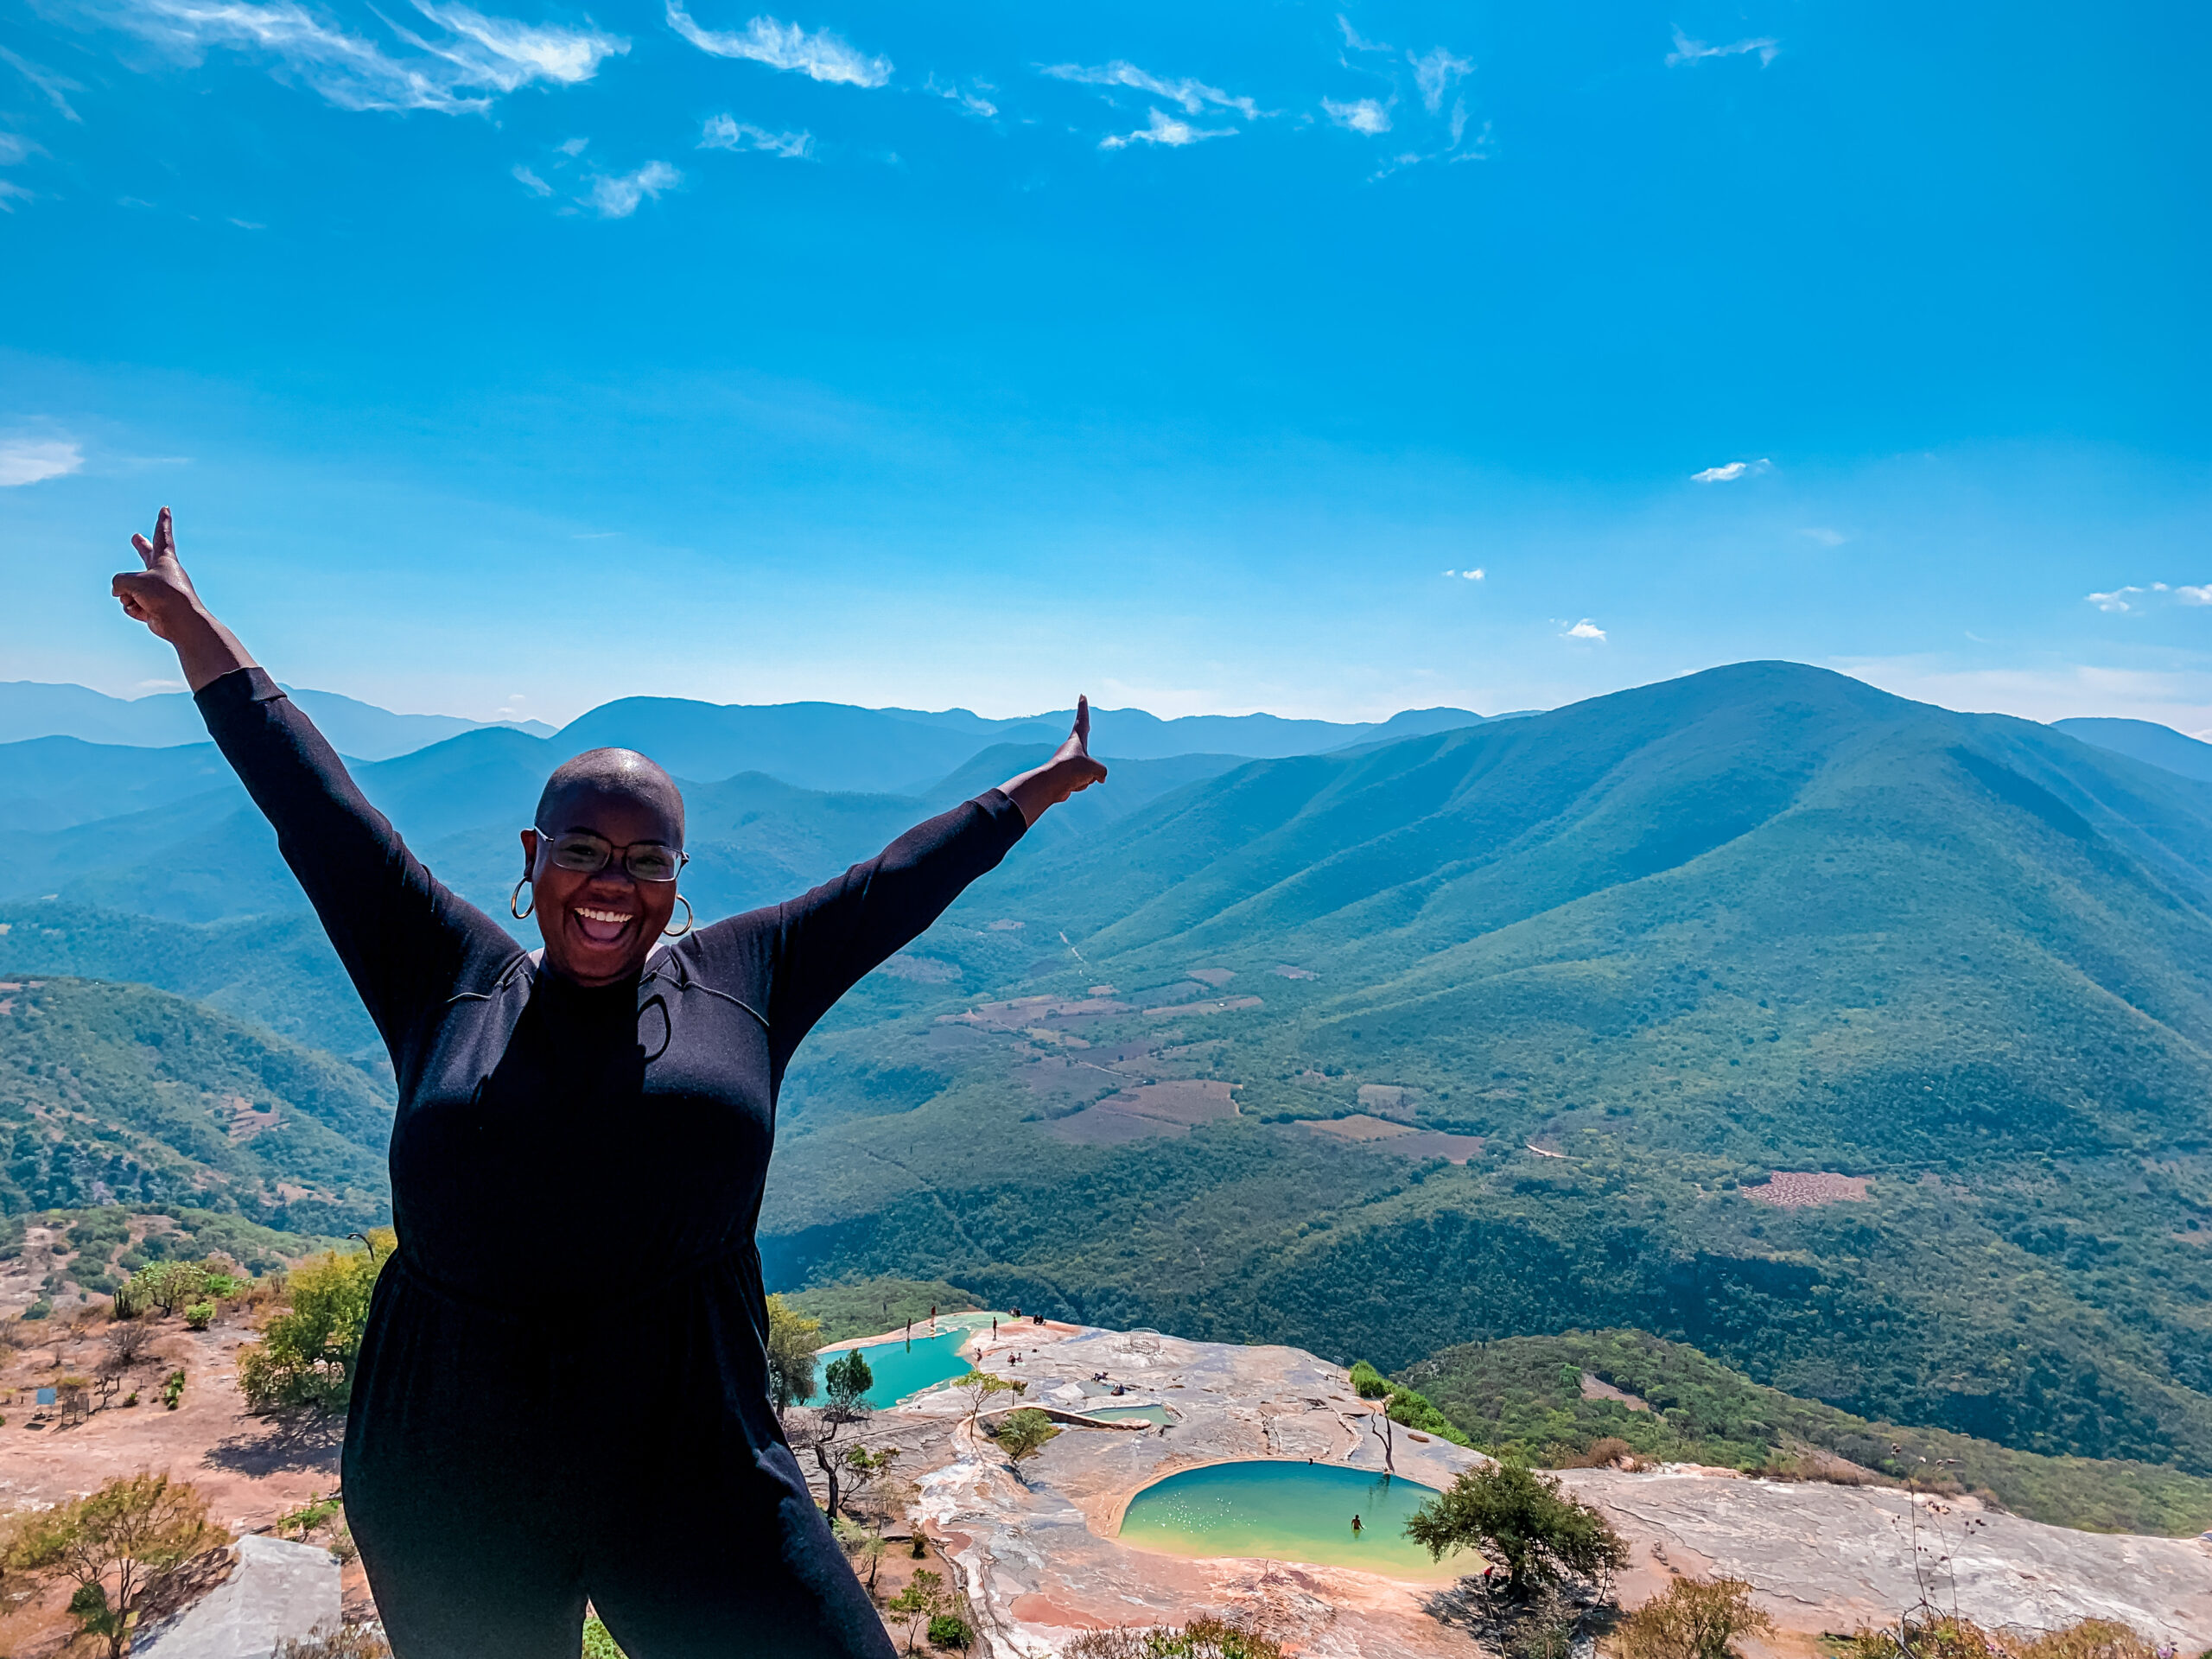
[4,663,2212,1502]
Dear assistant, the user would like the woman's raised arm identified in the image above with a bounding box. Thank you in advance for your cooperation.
[111,507,512,1051]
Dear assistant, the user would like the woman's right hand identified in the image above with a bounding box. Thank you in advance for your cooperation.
[112,507,257,690]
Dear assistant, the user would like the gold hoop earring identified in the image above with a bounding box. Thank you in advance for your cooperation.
[664,894,694,938]
[511,878,535,920]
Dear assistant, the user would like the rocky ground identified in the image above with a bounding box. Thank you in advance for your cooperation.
[849,1320,2212,1659]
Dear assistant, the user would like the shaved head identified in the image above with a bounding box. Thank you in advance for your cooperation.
[536,748,685,845]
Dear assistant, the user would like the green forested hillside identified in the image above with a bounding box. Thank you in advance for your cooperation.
[1395,1329,2212,1535]
[754,664,2212,1492]
[0,976,392,1232]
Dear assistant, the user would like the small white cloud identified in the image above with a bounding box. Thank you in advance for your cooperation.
[1440,567,1485,581]
[1040,60,1258,119]
[512,162,553,195]
[582,160,678,218]
[1563,619,1606,641]
[1099,107,1236,150]
[665,3,891,86]
[925,73,996,118]
[0,437,84,486]
[2176,585,2212,606]
[1798,527,1847,546]
[557,136,589,156]
[700,114,813,157]
[1323,95,1393,135]
[2085,588,2142,613]
[1409,46,1471,112]
[0,133,45,166]
[1666,26,1780,67]
[1691,458,1771,483]
[0,179,32,210]
[227,216,266,229]
[1337,16,1391,54]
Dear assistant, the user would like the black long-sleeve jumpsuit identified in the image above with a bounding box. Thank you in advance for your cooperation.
[196,667,1027,1658]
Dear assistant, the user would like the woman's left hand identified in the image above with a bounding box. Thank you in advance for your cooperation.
[1001,696,1109,825]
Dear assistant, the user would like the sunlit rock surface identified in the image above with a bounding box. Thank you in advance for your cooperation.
[829,1321,2212,1657]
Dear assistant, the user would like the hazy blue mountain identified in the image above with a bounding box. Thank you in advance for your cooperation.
[0,681,553,760]
[2054,715,2212,784]
[0,737,238,832]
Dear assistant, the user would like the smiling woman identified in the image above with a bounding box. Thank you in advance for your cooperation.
[106,506,1108,1659]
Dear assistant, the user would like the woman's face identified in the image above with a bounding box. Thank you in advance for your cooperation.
[520,783,683,986]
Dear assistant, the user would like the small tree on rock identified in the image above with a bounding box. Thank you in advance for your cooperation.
[887,1567,950,1653]
[793,1349,874,1517]
[952,1368,1019,1427]
[995,1408,1060,1476]
[1405,1460,1626,1599]
[1,1472,226,1658]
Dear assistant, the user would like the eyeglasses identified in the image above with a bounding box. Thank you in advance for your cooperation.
[534,827,688,883]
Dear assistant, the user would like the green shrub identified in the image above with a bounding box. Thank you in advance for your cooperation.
[1349,1361,1390,1399]
[236,1232,391,1413]
[183,1300,215,1331]
[928,1613,974,1649]
[1613,1576,1774,1659]
[22,1298,52,1320]
[1405,1460,1627,1596]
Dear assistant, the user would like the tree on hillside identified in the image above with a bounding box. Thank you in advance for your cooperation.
[236,1230,392,1413]
[1612,1577,1774,1659]
[886,1568,950,1653]
[1405,1461,1626,1599]
[1,1472,226,1658]
[766,1294,823,1424]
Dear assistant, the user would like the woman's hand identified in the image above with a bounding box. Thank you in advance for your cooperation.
[112,507,256,691]
[1001,696,1109,826]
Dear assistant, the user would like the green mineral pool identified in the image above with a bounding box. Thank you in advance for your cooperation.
[804,1327,979,1409]
[1117,1461,1464,1580]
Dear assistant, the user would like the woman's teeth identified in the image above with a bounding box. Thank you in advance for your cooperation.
[573,906,634,944]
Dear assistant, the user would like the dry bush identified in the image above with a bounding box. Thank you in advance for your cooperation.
[1847,1615,2157,1659]
[277,1624,391,1658]
[1063,1616,1287,1659]
[1611,1576,1773,1659]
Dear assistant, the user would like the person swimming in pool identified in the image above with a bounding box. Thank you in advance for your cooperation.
[109,507,1107,1659]
[1351,1513,1363,1536]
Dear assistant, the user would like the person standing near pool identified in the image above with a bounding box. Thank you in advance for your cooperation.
[109,508,1109,1659]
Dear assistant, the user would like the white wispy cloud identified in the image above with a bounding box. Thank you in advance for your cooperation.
[2177,586,2212,606]
[512,162,552,194]
[664,3,890,87]
[583,160,678,217]
[0,134,43,166]
[1099,108,1235,150]
[2086,587,2142,613]
[0,179,35,210]
[0,46,85,122]
[1691,458,1771,483]
[1409,46,1471,112]
[1563,619,1606,641]
[1666,26,1779,68]
[86,0,625,113]
[2081,582,2212,613]
[1041,60,1258,120]
[1442,568,1485,581]
[1798,527,1847,546]
[700,113,812,156]
[401,1,627,91]
[925,73,995,118]
[1337,16,1390,54]
[0,437,84,486]
[1323,95,1392,135]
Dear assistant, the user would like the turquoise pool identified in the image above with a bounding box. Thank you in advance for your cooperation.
[804,1327,978,1409]
[1117,1460,1464,1580]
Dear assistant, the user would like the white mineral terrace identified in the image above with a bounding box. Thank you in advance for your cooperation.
[817,1319,2212,1659]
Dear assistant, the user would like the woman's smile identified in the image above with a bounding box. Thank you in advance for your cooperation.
[570,903,636,944]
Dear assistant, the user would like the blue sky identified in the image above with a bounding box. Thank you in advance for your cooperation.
[2,0,2209,732]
